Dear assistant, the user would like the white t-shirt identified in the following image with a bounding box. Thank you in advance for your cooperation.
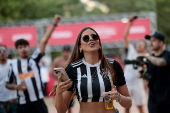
[0,59,17,101]
[39,56,51,83]
[124,44,142,84]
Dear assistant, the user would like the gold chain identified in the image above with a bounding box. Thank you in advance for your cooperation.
[85,62,99,82]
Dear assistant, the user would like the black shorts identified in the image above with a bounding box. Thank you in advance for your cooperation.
[17,99,48,113]
[148,97,170,113]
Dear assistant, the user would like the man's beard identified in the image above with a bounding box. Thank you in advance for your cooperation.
[152,46,160,51]
[22,55,29,59]
[0,58,7,62]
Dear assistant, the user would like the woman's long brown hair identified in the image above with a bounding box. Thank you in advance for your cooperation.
[49,27,116,105]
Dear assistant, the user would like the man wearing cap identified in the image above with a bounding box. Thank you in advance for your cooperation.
[51,45,74,113]
[143,31,170,113]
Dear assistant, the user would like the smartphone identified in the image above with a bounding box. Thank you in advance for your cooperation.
[132,16,138,20]
[54,67,69,82]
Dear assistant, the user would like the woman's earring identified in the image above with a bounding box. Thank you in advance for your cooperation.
[80,49,82,53]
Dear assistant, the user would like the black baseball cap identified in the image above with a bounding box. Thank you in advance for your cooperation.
[63,45,71,51]
[145,31,165,43]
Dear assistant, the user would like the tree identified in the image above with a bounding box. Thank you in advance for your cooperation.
[0,0,85,21]
[97,0,155,13]
[156,0,170,43]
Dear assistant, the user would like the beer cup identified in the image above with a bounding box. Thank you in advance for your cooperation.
[104,94,113,109]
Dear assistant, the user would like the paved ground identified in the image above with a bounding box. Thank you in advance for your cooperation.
[44,95,149,113]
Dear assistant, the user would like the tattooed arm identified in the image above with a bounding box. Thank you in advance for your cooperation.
[146,55,167,67]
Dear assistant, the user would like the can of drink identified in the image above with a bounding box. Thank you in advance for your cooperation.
[104,94,113,109]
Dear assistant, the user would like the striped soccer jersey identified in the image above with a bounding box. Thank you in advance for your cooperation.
[6,48,44,105]
[66,58,126,102]
[0,59,17,101]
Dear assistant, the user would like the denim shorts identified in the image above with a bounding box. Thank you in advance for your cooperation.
[115,109,119,113]
[0,104,7,113]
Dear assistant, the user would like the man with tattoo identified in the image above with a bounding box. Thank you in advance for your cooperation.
[143,31,170,113]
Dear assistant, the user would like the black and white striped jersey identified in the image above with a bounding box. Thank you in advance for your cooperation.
[6,48,44,105]
[66,58,126,102]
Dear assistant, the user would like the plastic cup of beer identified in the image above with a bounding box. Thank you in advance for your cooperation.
[104,94,113,109]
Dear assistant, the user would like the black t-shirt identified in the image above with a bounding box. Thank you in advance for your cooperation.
[112,60,126,87]
[147,50,170,103]
[65,58,126,102]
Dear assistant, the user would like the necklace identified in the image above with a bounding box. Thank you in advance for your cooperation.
[85,62,99,82]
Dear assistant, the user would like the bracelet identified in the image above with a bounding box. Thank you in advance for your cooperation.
[145,53,150,58]
[129,19,133,22]
[11,84,15,89]
[116,93,122,102]
[53,23,57,27]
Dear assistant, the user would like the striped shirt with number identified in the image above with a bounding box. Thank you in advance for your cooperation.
[6,48,44,105]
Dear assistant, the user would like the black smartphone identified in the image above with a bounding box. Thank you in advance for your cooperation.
[54,67,69,82]
[132,16,138,20]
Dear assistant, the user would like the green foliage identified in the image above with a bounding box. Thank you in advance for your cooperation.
[156,0,170,43]
[98,0,155,13]
[0,0,155,21]
[51,52,62,60]
[0,0,84,21]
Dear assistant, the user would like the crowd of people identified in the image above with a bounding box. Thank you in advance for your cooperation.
[0,14,170,113]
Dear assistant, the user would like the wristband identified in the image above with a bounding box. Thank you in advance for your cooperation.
[129,19,133,22]
[11,84,15,89]
[145,53,150,58]
[53,23,57,27]
[116,93,122,102]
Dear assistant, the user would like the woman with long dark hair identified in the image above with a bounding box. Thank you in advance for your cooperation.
[51,27,132,113]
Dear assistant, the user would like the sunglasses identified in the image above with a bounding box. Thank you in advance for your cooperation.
[0,49,6,53]
[82,34,99,42]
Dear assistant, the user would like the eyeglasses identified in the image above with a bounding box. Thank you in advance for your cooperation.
[82,34,99,42]
[0,49,6,53]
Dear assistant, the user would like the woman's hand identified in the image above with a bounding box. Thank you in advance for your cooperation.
[109,86,121,101]
[56,75,72,95]
[103,86,121,101]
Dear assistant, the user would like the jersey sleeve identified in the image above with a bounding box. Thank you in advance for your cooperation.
[31,48,44,63]
[65,64,74,91]
[163,51,170,65]
[6,64,15,83]
[113,60,126,87]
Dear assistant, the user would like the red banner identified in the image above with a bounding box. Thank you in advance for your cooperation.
[0,26,37,48]
[48,19,150,46]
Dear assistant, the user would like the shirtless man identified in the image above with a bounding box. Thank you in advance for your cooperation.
[52,45,73,113]
[53,46,71,69]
